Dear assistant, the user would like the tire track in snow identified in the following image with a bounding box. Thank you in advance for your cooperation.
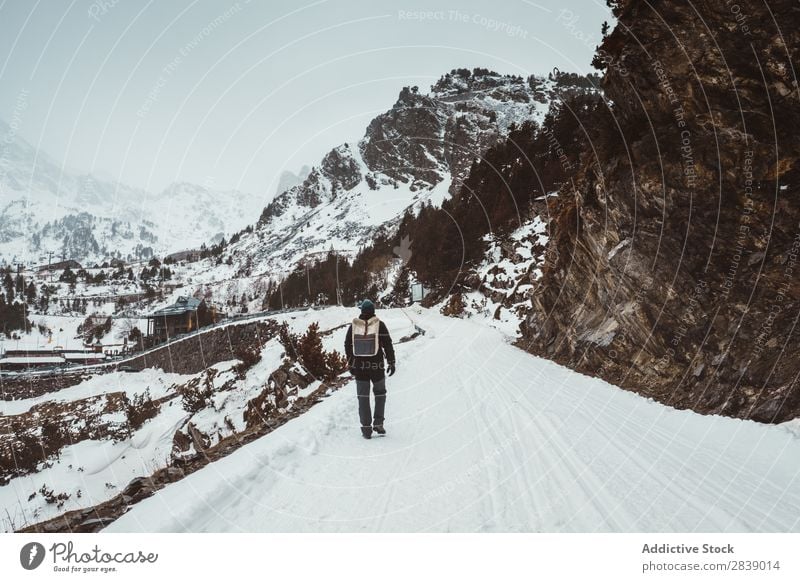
[369,413,423,531]
[585,406,800,531]
[461,350,546,531]
[459,363,501,531]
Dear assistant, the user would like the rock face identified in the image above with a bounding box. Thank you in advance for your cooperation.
[360,88,447,190]
[522,0,800,422]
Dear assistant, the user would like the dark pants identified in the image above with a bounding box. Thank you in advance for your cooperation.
[356,376,386,433]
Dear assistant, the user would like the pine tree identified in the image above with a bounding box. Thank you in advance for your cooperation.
[3,273,13,302]
[25,281,36,303]
[60,267,77,284]
[297,322,327,378]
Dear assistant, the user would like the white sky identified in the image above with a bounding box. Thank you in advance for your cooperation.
[0,0,610,202]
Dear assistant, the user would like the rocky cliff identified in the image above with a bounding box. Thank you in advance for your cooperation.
[522,0,800,422]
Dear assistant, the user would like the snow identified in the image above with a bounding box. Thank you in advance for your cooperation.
[459,292,524,338]
[105,307,800,533]
[1,400,188,529]
[456,216,549,337]
[0,296,149,361]
[781,419,800,438]
[0,357,248,529]
[0,367,188,416]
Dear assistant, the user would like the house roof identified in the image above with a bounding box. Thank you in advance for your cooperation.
[147,296,202,318]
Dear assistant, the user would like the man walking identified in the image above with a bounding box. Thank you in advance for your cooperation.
[344,299,396,439]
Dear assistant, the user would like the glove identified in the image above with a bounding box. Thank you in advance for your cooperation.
[387,363,396,377]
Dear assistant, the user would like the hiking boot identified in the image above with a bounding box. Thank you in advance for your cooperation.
[373,424,386,435]
[361,428,372,439]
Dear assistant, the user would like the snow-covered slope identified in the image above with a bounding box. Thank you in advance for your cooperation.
[0,119,262,265]
[107,307,800,533]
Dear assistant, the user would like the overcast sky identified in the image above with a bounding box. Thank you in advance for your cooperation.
[0,0,610,201]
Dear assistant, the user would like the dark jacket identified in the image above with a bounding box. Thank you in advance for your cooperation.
[345,316,395,381]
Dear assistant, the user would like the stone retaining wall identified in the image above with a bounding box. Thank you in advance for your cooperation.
[124,320,280,375]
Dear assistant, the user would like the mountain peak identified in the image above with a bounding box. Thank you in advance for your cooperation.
[394,85,437,108]
[236,68,600,281]
[430,68,526,98]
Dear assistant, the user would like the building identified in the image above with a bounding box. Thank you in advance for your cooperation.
[37,259,82,272]
[62,352,106,365]
[165,249,200,263]
[0,356,65,372]
[144,296,217,342]
[0,348,107,371]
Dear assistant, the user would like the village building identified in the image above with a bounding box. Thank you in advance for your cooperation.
[165,249,200,263]
[0,356,65,372]
[62,352,107,365]
[37,259,82,272]
[144,296,218,343]
[0,349,106,372]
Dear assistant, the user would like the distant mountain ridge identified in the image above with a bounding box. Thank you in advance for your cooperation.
[0,120,262,266]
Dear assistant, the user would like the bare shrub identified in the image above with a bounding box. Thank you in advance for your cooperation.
[180,370,216,413]
[233,343,262,378]
[126,388,160,432]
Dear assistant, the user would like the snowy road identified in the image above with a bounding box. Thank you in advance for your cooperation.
[107,309,800,532]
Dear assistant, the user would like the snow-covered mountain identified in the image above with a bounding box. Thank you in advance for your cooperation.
[211,69,597,284]
[0,120,262,266]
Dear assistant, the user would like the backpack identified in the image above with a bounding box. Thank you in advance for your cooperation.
[351,316,381,357]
